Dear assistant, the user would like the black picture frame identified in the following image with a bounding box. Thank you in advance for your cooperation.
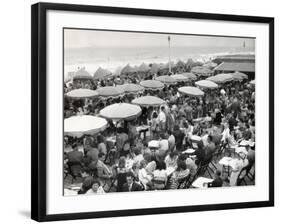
[31,2,274,222]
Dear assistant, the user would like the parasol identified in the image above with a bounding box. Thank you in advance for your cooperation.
[231,71,248,81]
[155,75,176,85]
[73,68,93,81]
[121,64,136,76]
[137,62,150,73]
[178,86,204,97]
[118,83,144,94]
[191,66,212,77]
[99,103,142,121]
[64,115,108,138]
[181,72,197,81]
[93,67,112,80]
[195,80,218,89]
[96,86,124,98]
[140,80,164,90]
[132,95,165,107]
[65,88,99,99]
[170,74,189,82]
[150,63,160,74]
[207,73,234,84]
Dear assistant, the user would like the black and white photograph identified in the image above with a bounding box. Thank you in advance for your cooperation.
[63,29,256,196]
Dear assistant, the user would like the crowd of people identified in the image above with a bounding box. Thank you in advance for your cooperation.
[63,68,255,195]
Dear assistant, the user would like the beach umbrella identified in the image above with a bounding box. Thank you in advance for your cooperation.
[65,88,99,99]
[73,67,93,81]
[175,60,186,72]
[185,58,195,71]
[163,61,175,69]
[195,80,218,89]
[207,73,234,84]
[178,86,204,97]
[97,86,124,98]
[170,74,189,82]
[203,61,218,68]
[93,67,112,80]
[121,64,136,76]
[64,115,108,138]
[176,60,186,68]
[99,103,142,121]
[140,80,164,90]
[64,75,72,83]
[118,83,144,94]
[137,63,150,73]
[191,66,212,77]
[231,71,248,81]
[181,72,197,81]
[132,95,165,107]
[155,75,176,85]
[150,63,160,74]
[112,66,123,77]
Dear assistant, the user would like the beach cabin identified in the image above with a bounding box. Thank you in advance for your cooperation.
[214,62,255,80]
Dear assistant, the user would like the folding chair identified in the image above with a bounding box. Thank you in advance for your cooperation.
[177,174,191,189]
[198,157,215,178]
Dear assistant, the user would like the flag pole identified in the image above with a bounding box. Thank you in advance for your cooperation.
[168,36,171,73]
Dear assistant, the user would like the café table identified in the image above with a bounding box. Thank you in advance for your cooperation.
[192,177,214,188]
[136,125,150,140]
[182,148,196,154]
[106,136,116,147]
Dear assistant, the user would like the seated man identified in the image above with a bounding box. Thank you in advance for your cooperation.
[88,153,112,187]
[66,143,83,177]
[122,172,143,192]
[204,135,216,161]
[208,170,223,187]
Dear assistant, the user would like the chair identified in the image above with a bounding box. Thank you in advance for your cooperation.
[104,142,117,166]
[66,161,83,183]
[212,142,225,163]
[237,163,255,186]
[185,166,205,188]
[199,156,216,178]
[177,174,191,189]
[236,167,248,186]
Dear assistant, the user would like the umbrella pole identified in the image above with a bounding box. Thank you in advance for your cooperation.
[168,36,171,74]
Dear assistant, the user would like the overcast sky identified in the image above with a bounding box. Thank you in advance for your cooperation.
[64,29,255,49]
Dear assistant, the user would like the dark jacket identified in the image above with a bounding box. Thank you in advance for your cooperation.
[208,177,223,187]
[122,182,143,192]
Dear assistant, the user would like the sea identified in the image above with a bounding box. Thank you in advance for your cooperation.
[64,45,255,77]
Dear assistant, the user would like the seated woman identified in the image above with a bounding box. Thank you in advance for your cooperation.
[133,147,144,166]
[192,141,206,166]
[229,152,249,186]
[87,153,112,190]
[164,151,178,169]
[113,157,128,192]
[78,176,94,194]
[97,135,107,162]
[185,157,197,177]
[152,161,168,190]
[86,179,105,194]
[166,160,190,189]
[138,160,153,190]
